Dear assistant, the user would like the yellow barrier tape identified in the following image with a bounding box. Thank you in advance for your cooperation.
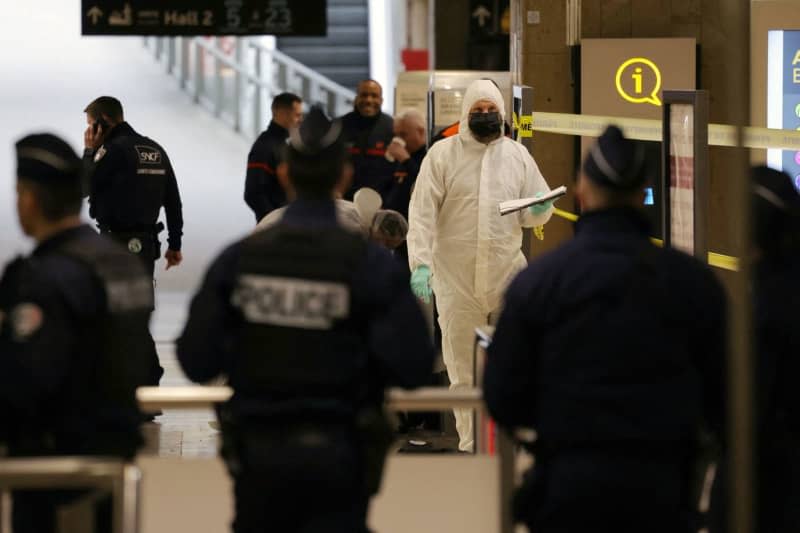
[532,111,800,151]
[551,208,739,272]
[512,112,534,139]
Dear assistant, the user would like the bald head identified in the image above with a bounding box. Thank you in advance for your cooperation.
[355,79,383,118]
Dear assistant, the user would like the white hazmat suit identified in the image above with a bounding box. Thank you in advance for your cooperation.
[407,80,553,451]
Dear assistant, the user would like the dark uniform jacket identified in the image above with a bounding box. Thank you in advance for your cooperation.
[485,208,726,445]
[709,253,800,533]
[0,226,152,458]
[177,199,434,415]
[244,121,289,222]
[383,147,426,221]
[484,208,726,531]
[340,111,395,201]
[84,122,183,251]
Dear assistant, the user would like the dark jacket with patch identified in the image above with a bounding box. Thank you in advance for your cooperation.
[484,208,727,446]
[176,199,434,416]
[84,122,183,251]
[0,226,152,458]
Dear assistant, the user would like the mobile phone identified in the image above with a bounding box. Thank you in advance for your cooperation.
[93,117,110,135]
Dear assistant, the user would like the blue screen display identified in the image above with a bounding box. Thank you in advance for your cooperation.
[644,187,654,205]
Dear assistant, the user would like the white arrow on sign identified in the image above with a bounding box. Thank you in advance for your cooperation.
[87,6,103,25]
[472,6,491,27]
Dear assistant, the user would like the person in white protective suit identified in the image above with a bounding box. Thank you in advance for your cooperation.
[407,79,554,452]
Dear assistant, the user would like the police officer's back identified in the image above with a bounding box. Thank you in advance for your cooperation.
[0,134,153,533]
[483,126,727,533]
[177,107,434,533]
[709,166,800,533]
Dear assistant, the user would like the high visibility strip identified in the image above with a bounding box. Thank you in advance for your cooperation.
[247,162,275,174]
[530,111,800,151]
[550,208,739,271]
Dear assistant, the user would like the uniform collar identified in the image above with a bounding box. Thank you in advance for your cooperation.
[105,121,136,142]
[281,198,339,227]
[33,224,94,257]
[574,207,652,238]
[266,121,289,138]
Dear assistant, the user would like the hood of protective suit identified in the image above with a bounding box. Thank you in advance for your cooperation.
[459,79,506,143]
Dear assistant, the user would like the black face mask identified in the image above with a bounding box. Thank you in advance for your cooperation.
[468,111,501,138]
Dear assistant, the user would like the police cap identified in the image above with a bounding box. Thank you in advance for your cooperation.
[583,125,647,190]
[15,133,81,186]
[287,105,344,159]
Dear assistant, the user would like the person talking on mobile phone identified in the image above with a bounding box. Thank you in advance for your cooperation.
[82,95,184,390]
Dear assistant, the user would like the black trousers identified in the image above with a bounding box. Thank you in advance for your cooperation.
[226,424,370,533]
[518,451,695,533]
[104,230,163,386]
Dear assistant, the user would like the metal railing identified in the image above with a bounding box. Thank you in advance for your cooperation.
[144,37,356,140]
[136,385,516,533]
[0,458,140,533]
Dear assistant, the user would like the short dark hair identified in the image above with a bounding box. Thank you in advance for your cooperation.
[20,178,82,221]
[84,96,124,122]
[271,92,301,113]
[285,146,346,199]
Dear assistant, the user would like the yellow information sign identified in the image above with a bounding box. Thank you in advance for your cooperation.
[615,57,663,107]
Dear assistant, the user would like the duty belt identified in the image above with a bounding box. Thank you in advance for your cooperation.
[98,221,164,234]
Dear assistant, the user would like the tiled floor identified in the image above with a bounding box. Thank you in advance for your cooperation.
[142,292,221,458]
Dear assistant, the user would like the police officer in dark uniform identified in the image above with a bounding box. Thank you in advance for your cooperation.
[176,107,434,533]
[83,95,184,385]
[83,96,184,280]
[709,166,800,533]
[0,133,153,533]
[483,125,727,533]
[340,79,395,200]
[244,92,302,222]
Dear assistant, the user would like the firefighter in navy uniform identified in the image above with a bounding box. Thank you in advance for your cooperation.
[0,134,153,533]
[483,126,727,533]
[83,95,184,385]
[244,92,303,222]
[177,106,434,533]
[340,79,395,200]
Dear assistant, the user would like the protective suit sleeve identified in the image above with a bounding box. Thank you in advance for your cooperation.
[406,150,445,271]
[483,272,539,429]
[177,244,240,383]
[517,151,554,228]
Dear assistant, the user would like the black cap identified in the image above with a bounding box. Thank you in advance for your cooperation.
[16,133,81,185]
[752,165,800,255]
[287,105,343,158]
[583,125,647,190]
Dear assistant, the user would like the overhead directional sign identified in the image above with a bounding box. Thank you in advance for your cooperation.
[81,1,327,36]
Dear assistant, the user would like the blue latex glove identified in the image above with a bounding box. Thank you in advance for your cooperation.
[529,191,553,215]
[410,265,433,304]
